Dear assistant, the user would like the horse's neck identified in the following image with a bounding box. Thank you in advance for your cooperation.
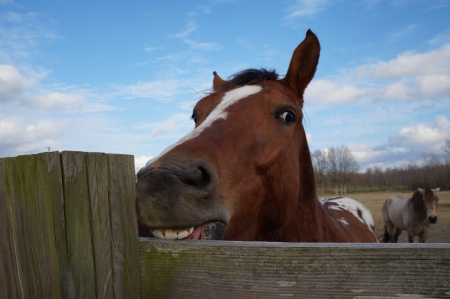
[292,198,348,242]
[409,194,427,221]
[290,138,348,242]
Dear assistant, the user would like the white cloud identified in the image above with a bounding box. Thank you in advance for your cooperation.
[377,75,450,101]
[23,91,86,110]
[0,116,66,156]
[134,113,193,138]
[113,80,183,101]
[134,155,154,173]
[356,44,450,79]
[0,65,91,111]
[344,116,450,170]
[285,0,330,18]
[184,39,219,51]
[307,43,450,104]
[306,132,312,143]
[0,64,35,103]
[388,115,450,148]
[170,21,197,39]
[427,30,450,46]
[305,79,373,105]
[0,12,60,63]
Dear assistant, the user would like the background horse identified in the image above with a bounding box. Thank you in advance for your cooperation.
[136,30,377,242]
[381,187,439,243]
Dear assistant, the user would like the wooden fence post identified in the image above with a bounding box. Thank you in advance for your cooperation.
[0,151,140,299]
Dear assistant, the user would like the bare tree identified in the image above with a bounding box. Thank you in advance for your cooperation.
[442,139,450,154]
[312,149,328,195]
[325,147,339,194]
[337,145,359,194]
[442,140,450,190]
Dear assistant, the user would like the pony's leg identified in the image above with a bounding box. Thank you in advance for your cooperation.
[407,230,415,243]
[419,228,428,243]
[394,228,402,243]
[385,223,396,243]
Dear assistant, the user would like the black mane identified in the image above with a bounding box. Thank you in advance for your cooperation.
[221,68,279,90]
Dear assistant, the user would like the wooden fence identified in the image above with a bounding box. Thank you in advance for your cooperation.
[1,152,450,298]
[0,151,140,299]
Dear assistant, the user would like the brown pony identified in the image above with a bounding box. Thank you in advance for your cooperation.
[381,187,439,243]
[136,30,377,242]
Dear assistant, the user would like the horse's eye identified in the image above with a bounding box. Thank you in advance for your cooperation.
[277,111,295,125]
[191,112,198,124]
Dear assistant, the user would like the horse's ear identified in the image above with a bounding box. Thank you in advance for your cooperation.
[213,71,227,90]
[280,29,320,100]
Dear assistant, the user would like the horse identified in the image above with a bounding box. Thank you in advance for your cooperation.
[136,29,377,242]
[381,187,440,243]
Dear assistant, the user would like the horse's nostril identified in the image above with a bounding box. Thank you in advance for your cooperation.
[429,216,438,224]
[179,161,214,190]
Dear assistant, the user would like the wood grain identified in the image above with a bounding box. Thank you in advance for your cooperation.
[86,152,114,299]
[0,152,69,299]
[108,153,141,299]
[62,151,97,298]
[140,239,450,299]
[0,152,141,299]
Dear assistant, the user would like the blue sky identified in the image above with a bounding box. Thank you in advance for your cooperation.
[1,0,450,172]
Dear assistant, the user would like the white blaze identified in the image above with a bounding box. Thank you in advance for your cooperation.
[143,85,262,169]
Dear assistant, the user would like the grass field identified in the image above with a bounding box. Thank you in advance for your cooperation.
[340,190,450,243]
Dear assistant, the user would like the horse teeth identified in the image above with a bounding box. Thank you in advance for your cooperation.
[164,229,178,240]
[151,227,195,240]
[177,227,195,239]
[177,230,189,239]
[150,229,165,239]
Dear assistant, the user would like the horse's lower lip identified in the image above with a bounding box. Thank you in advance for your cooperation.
[149,221,226,240]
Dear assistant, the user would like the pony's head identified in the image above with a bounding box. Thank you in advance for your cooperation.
[418,187,439,223]
[136,30,320,241]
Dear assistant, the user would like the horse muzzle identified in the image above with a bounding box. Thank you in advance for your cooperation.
[429,216,438,224]
[135,156,229,239]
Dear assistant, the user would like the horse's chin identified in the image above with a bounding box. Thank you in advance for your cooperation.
[145,221,227,240]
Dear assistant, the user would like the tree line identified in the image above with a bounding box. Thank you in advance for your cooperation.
[312,140,450,194]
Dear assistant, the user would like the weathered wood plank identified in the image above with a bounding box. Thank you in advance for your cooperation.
[108,154,141,299]
[140,240,450,299]
[0,151,141,299]
[0,153,69,299]
[0,157,22,299]
[61,151,97,298]
[86,153,114,299]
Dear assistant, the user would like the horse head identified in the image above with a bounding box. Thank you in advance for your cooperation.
[418,187,440,223]
[136,30,320,241]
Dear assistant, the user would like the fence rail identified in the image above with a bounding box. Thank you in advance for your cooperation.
[1,152,450,298]
[140,239,450,299]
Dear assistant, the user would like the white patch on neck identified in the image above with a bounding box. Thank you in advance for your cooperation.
[143,85,262,168]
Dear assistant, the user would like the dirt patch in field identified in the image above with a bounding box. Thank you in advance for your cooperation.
[346,190,450,243]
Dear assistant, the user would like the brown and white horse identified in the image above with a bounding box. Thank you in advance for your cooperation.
[381,187,439,243]
[136,30,377,242]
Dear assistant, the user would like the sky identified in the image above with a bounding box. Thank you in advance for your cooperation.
[1,0,450,173]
